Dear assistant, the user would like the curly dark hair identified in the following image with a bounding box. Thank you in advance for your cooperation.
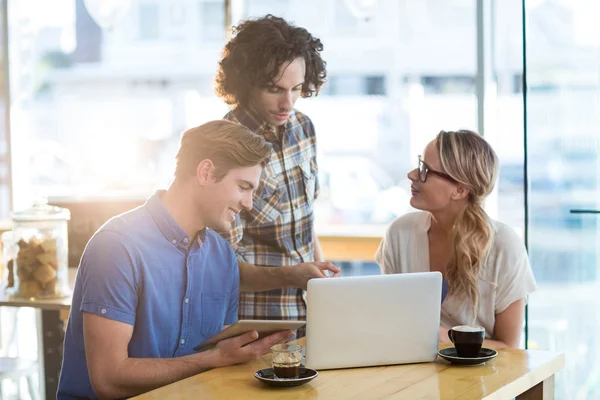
[215,15,327,107]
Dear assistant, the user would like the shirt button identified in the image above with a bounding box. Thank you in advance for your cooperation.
[172,239,177,244]
[183,237,189,243]
[180,339,185,345]
[185,298,189,303]
[101,309,107,314]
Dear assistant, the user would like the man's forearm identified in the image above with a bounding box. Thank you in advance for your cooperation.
[93,352,217,399]
[238,261,292,292]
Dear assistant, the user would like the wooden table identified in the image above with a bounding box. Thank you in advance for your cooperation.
[132,339,564,400]
[0,268,75,400]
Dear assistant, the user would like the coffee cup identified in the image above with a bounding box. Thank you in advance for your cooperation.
[447,325,485,358]
[271,343,302,379]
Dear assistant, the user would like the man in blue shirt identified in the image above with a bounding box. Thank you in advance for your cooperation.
[58,120,294,399]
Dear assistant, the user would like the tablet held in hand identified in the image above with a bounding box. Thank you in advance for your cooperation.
[194,320,305,351]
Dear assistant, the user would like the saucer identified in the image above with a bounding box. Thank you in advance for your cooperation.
[438,347,498,365]
[254,367,318,387]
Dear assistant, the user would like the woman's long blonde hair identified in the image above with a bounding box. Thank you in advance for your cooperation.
[437,130,499,317]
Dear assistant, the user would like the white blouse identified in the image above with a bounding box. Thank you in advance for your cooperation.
[375,211,537,339]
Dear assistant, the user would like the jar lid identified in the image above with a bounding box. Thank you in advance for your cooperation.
[10,201,71,222]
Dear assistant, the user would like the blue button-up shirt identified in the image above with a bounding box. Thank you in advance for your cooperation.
[58,191,239,399]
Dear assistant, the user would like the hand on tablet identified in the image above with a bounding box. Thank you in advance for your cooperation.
[210,330,294,368]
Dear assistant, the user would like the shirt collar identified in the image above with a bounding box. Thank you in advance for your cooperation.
[232,106,291,142]
[232,107,265,133]
[145,190,206,251]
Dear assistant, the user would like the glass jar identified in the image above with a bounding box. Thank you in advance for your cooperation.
[2,201,70,299]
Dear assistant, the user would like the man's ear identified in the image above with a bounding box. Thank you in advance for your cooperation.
[196,159,215,187]
[451,185,470,201]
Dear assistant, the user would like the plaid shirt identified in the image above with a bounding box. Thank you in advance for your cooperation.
[221,107,319,333]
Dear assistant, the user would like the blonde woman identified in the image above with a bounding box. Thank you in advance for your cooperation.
[375,130,536,349]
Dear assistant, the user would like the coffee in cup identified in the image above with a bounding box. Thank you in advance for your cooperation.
[273,364,300,379]
[271,344,302,379]
[447,325,485,358]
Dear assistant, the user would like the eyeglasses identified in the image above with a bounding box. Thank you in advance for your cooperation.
[418,155,458,183]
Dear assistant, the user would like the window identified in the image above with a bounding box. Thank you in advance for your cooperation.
[199,1,225,41]
[420,76,476,94]
[334,0,358,34]
[365,76,386,96]
[139,2,160,40]
[326,75,386,96]
[513,73,523,93]
[0,0,8,217]
[170,4,186,26]
[246,0,288,18]
[524,1,600,398]
[249,0,477,234]
[8,0,229,208]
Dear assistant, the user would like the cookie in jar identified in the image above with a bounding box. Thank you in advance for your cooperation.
[5,201,70,300]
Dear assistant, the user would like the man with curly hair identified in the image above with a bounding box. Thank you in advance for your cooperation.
[215,15,340,336]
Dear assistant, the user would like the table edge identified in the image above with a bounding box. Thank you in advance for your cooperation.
[482,352,566,400]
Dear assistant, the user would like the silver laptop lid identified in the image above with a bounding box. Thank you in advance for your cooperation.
[305,272,442,370]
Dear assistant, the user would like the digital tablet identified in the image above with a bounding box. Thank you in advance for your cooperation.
[193,319,305,351]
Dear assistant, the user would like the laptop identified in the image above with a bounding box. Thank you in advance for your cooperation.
[305,272,442,370]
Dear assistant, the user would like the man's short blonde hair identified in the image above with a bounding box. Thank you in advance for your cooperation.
[174,120,272,181]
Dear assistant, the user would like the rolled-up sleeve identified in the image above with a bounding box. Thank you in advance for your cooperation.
[77,230,139,325]
[493,227,537,314]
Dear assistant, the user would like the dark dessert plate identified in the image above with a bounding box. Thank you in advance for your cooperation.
[438,347,498,365]
[254,367,318,387]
